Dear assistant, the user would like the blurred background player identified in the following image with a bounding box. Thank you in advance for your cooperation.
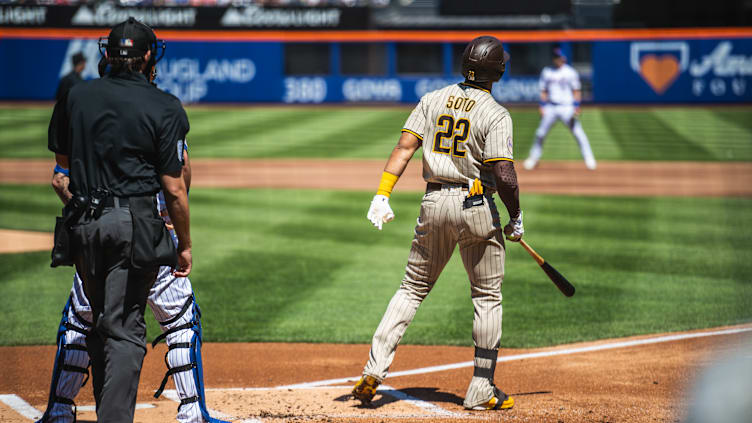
[55,52,86,103]
[523,47,596,170]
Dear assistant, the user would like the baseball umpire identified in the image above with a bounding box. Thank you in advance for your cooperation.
[40,151,227,423]
[48,17,191,422]
[352,35,523,411]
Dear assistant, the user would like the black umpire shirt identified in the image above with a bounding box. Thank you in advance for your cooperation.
[49,71,188,198]
[55,71,83,103]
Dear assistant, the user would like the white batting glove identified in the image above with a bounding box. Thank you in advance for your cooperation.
[503,211,524,242]
[367,194,395,230]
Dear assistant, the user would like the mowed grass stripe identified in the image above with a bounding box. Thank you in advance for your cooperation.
[202,108,404,159]
[1,105,751,161]
[0,184,750,346]
[261,108,406,158]
[600,109,714,160]
[653,108,752,160]
[711,108,752,134]
[185,109,326,157]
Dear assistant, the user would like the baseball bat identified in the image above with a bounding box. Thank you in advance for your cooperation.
[518,240,575,297]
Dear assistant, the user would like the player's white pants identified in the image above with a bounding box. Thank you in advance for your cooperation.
[37,269,213,423]
[150,266,208,423]
[527,104,596,168]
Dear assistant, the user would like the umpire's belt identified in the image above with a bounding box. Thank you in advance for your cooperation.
[102,196,129,208]
[102,195,157,209]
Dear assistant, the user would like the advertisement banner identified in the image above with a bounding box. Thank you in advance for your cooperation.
[7,36,748,104]
[0,38,283,102]
[277,76,538,105]
[154,42,282,103]
[0,3,368,30]
[0,37,540,104]
[593,39,752,102]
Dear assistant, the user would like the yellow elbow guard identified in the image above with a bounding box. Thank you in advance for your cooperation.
[376,171,399,197]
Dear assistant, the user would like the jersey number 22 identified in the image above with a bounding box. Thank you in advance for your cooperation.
[433,115,470,158]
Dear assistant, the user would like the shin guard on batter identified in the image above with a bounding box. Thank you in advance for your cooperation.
[152,295,229,423]
[36,296,92,423]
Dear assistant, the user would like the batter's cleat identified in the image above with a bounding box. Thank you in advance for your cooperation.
[352,375,380,404]
[523,158,537,170]
[469,387,514,410]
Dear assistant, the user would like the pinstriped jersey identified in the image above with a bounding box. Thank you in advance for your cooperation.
[402,83,514,189]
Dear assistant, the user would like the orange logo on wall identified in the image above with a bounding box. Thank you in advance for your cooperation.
[630,42,689,95]
[639,54,681,94]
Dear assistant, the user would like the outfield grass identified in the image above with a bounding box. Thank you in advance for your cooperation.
[1,105,751,161]
[1,184,750,347]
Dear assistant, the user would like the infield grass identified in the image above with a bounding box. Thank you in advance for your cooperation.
[1,184,750,347]
[1,105,751,161]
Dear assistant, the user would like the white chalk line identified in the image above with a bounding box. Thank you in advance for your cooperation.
[0,394,43,420]
[275,326,752,389]
[380,384,460,417]
[0,395,159,422]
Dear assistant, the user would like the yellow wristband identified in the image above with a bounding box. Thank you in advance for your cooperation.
[376,171,399,197]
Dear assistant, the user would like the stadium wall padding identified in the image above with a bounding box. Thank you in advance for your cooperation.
[0,36,750,103]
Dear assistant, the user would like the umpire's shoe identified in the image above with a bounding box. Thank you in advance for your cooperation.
[352,375,380,404]
[469,386,515,410]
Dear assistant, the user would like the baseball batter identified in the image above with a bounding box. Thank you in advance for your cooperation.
[38,147,228,423]
[523,47,596,170]
[352,36,524,411]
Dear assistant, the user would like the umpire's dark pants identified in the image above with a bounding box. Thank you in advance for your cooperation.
[72,198,158,423]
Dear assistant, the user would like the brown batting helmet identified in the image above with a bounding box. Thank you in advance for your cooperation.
[461,36,510,83]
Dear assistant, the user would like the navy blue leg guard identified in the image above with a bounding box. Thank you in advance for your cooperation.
[36,296,91,423]
[152,295,230,423]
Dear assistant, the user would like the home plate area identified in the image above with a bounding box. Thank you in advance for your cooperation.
[201,386,477,422]
[2,326,751,423]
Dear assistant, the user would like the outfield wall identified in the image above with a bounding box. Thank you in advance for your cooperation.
[0,28,750,104]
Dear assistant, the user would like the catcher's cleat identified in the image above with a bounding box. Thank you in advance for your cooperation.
[352,375,380,404]
[469,387,514,410]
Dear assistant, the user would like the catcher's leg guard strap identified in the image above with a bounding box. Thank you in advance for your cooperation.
[154,362,196,398]
[152,296,196,347]
[152,322,193,348]
[160,295,194,326]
